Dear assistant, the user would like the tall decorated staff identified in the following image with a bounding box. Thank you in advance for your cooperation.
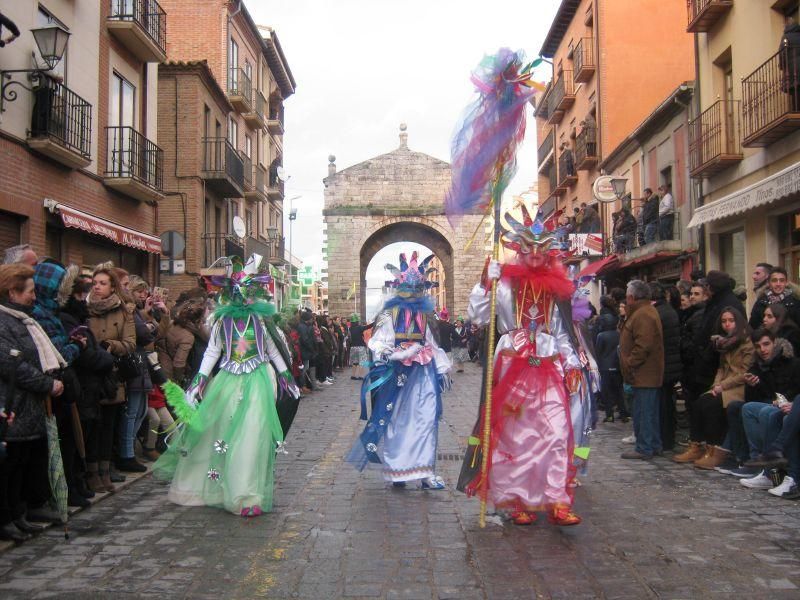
[446,49,539,528]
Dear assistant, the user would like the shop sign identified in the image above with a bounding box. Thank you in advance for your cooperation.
[688,161,800,228]
[46,200,161,254]
[556,233,603,256]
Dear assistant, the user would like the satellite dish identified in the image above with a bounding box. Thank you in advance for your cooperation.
[276,166,287,181]
[232,216,246,239]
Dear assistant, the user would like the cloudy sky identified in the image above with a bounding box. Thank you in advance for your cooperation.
[247,0,560,308]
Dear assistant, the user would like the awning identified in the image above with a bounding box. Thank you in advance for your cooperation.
[688,160,800,228]
[44,200,161,254]
[577,254,619,278]
[618,251,681,269]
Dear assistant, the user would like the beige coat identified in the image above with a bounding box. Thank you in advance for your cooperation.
[711,338,754,407]
[619,300,664,388]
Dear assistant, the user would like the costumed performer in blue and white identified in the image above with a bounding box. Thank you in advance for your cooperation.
[154,254,299,517]
[347,251,451,489]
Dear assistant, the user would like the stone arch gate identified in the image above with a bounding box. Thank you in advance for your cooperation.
[323,126,487,319]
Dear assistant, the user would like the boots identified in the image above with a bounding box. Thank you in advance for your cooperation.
[694,445,730,470]
[99,461,116,493]
[86,463,105,494]
[673,441,705,464]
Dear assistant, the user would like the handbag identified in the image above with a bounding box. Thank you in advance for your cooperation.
[114,351,145,382]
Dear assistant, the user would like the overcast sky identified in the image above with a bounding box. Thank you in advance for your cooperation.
[247,0,559,292]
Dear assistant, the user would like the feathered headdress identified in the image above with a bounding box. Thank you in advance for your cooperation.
[204,254,273,304]
[384,251,438,297]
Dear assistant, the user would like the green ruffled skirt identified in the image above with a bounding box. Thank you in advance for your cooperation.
[154,364,284,514]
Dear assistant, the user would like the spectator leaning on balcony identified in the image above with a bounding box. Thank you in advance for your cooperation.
[641,189,659,245]
[613,206,637,253]
[578,202,601,234]
[657,184,674,241]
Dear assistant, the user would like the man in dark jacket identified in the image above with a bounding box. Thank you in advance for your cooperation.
[651,283,682,451]
[641,189,659,244]
[681,283,708,418]
[595,309,626,422]
[748,267,800,330]
[297,310,317,391]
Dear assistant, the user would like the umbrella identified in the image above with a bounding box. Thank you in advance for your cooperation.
[70,403,86,462]
[44,396,69,539]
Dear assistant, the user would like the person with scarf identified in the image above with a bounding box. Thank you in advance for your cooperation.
[154,255,298,517]
[458,206,585,527]
[761,302,800,356]
[346,251,451,490]
[749,267,800,330]
[674,307,753,468]
[0,264,67,542]
[450,317,469,373]
[85,267,136,493]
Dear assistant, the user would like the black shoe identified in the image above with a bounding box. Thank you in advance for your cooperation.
[25,506,63,524]
[13,517,47,533]
[76,478,95,499]
[68,489,91,508]
[109,471,127,483]
[0,523,31,543]
[745,450,789,469]
[116,457,147,473]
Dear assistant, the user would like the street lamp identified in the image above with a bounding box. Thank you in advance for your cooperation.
[287,195,301,288]
[1,24,71,112]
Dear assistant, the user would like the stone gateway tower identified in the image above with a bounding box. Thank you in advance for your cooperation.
[323,126,487,319]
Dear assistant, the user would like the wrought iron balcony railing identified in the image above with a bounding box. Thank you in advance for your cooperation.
[105,126,163,191]
[228,67,252,111]
[30,78,92,161]
[537,129,554,166]
[202,137,244,195]
[108,0,167,58]
[202,232,244,267]
[547,71,575,123]
[741,45,800,147]
[242,153,253,191]
[689,99,742,177]
[687,0,733,33]
[575,125,598,170]
[573,38,595,83]
[557,150,577,187]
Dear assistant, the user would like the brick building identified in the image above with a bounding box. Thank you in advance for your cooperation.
[156,0,295,298]
[0,1,167,278]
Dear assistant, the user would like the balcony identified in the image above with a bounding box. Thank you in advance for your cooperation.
[573,38,595,84]
[686,0,733,33]
[689,99,742,178]
[28,79,92,170]
[575,125,598,170]
[614,213,683,262]
[227,68,252,113]
[242,154,254,194]
[202,232,244,267]
[742,47,800,147]
[547,72,575,124]
[244,164,268,203]
[104,126,163,202]
[267,104,284,135]
[107,0,167,63]
[201,138,244,197]
[269,237,287,266]
[548,164,566,198]
[243,91,266,129]
[537,129,555,171]
[245,234,274,261]
[557,150,577,188]
[267,166,284,199]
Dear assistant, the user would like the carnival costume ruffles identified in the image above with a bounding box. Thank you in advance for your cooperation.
[155,255,298,515]
[347,253,451,484]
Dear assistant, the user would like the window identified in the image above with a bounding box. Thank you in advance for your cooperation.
[228,39,239,89]
[245,135,252,159]
[660,166,672,190]
[246,208,253,237]
[110,72,136,128]
[245,60,252,84]
[718,229,745,289]
[109,72,136,176]
[203,105,210,138]
[228,116,238,149]
[38,6,68,82]
[778,209,800,281]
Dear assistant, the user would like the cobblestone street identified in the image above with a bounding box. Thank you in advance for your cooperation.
[1,363,799,599]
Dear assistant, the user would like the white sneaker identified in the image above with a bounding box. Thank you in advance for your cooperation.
[621,434,636,444]
[740,470,773,489]
[321,380,333,386]
[768,475,797,497]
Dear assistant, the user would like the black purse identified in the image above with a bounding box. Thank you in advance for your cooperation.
[115,351,145,381]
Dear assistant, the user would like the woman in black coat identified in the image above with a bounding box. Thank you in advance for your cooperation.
[0,264,65,542]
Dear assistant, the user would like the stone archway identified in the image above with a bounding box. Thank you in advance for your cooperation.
[359,220,454,321]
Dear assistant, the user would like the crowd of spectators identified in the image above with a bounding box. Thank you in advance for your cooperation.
[597,262,800,501]
[611,184,675,253]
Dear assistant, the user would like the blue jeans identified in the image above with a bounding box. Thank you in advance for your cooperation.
[742,402,784,459]
[632,387,662,456]
[768,397,800,479]
[725,400,749,463]
[119,390,148,459]
[644,223,657,244]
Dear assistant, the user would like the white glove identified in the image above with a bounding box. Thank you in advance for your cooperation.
[388,343,423,362]
[487,260,502,281]
[185,389,199,408]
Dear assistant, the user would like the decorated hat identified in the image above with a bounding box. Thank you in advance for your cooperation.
[439,308,449,320]
[502,204,575,260]
[204,254,273,304]
[384,251,439,297]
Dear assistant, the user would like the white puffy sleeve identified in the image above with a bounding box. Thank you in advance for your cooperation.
[265,330,289,374]
[197,319,223,377]
[367,312,395,358]
[426,324,451,374]
[467,279,516,333]
[552,305,582,371]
